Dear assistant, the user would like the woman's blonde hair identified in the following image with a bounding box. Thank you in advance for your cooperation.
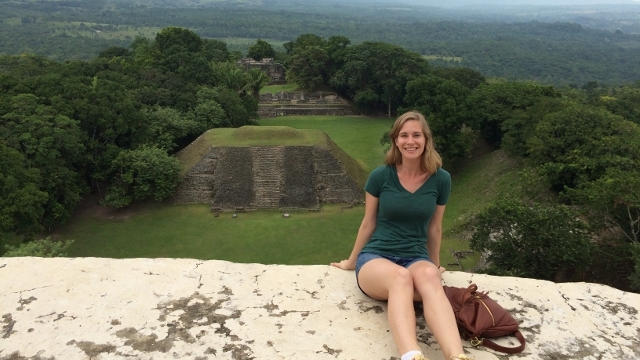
[384,110,442,174]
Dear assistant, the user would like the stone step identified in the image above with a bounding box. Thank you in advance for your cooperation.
[250,146,285,208]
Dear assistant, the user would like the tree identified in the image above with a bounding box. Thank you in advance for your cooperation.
[190,99,230,131]
[1,94,86,230]
[287,44,329,91]
[102,146,182,208]
[330,42,430,114]
[208,87,252,127]
[527,105,638,191]
[154,27,202,54]
[501,97,572,157]
[143,107,200,152]
[245,68,270,99]
[469,81,560,147]
[212,62,247,93]
[470,199,593,281]
[247,39,275,61]
[0,141,47,235]
[431,67,486,90]
[565,167,640,244]
[201,38,230,63]
[403,75,473,161]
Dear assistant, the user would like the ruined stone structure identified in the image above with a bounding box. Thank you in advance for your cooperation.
[236,57,286,84]
[2,257,638,359]
[258,91,355,118]
[172,141,364,212]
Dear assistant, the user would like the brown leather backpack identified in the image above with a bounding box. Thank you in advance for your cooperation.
[443,284,526,354]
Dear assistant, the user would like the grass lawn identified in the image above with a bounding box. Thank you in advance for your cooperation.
[257,115,394,173]
[62,204,361,265]
[260,84,299,94]
[55,116,518,270]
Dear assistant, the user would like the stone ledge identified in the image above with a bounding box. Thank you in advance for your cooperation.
[0,258,638,359]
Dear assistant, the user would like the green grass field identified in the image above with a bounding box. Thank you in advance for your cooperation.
[260,84,299,94]
[60,204,361,264]
[54,116,520,270]
[257,116,394,172]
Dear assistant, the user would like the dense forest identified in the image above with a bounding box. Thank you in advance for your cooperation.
[1,24,640,291]
[2,0,640,85]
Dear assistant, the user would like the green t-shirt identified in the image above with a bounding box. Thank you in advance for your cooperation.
[360,165,451,258]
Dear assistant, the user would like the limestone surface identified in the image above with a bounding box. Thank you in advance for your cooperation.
[0,258,638,360]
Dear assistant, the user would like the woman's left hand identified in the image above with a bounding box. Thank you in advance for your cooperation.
[330,259,355,270]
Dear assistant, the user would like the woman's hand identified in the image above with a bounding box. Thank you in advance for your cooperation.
[330,259,355,270]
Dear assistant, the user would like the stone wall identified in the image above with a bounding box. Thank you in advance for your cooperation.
[259,92,348,104]
[173,145,363,211]
[281,146,318,209]
[258,91,355,118]
[2,257,638,360]
[237,58,286,84]
[211,147,254,211]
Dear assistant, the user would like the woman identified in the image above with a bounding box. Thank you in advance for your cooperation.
[331,111,472,360]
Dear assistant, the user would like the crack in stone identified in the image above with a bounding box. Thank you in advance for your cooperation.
[143,272,164,276]
[269,309,313,318]
[559,291,577,311]
[11,285,52,294]
[252,270,266,297]
[317,344,342,358]
[302,289,318,299]
[53,312,76,322]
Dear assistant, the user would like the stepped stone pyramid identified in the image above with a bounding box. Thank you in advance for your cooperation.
[173,138,364,211]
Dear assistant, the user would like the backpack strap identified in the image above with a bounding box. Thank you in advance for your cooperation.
[477,330,526,354]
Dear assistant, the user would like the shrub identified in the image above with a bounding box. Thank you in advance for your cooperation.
[470,199,593,281]
[3,237,74,257]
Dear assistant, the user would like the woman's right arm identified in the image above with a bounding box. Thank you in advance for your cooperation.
[330,192,378,270]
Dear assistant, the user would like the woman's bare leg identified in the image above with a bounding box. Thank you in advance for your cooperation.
[408,261,464,359]
[358,258,421,355]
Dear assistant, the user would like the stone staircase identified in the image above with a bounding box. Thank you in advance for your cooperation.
[250,146,284,209]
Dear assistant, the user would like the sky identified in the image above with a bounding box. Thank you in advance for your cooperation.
[356,0,640,6]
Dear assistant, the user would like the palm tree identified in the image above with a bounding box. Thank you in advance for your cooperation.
[211,62,247,94]
[245,68,271,99]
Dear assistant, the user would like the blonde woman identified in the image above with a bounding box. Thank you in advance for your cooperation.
[331,111,471,360]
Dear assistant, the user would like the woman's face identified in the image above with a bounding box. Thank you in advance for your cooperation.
[394,120,426,161]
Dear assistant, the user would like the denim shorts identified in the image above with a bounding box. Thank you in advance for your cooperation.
[355,252,432,295]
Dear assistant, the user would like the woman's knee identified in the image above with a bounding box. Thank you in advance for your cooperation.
[391,266,413,288]
[411,264,441,287]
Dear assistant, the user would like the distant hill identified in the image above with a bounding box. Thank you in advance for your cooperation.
[2,0,640,85]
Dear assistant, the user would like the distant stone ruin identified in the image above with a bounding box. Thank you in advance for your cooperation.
[236,57,286,84]
[258,91,355,118]
[172,141,364,212]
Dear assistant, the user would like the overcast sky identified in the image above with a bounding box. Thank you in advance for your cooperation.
[363,0,640,6]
